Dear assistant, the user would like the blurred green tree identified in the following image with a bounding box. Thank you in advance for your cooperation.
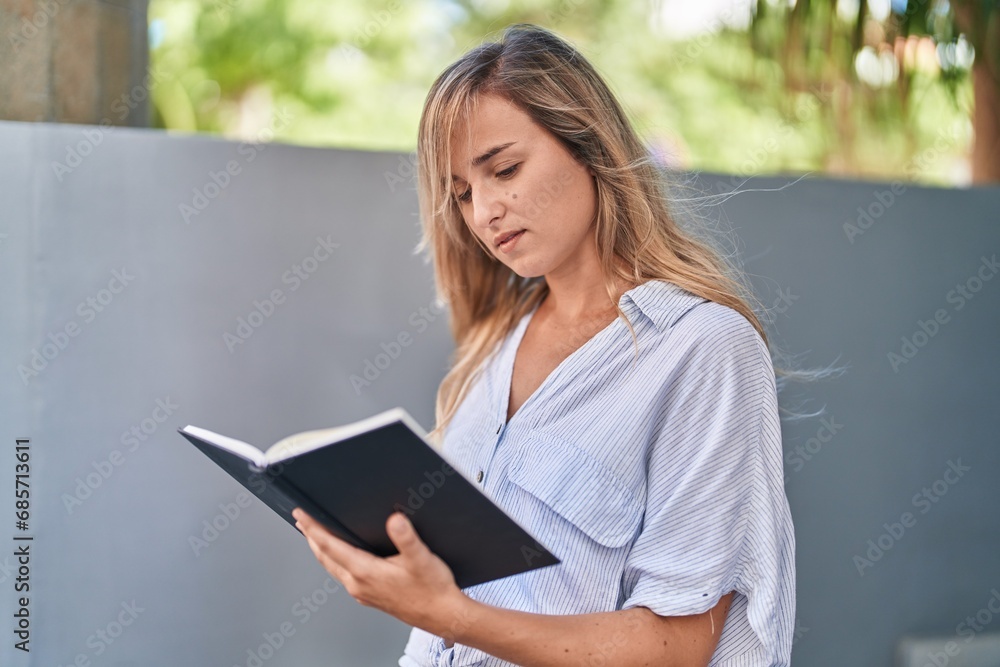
[746,0,997,182]
[148,0,976,186]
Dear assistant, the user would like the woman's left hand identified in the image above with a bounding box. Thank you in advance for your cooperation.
[292,507,465,632]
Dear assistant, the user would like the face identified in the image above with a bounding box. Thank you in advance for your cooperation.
[448,93,599,280]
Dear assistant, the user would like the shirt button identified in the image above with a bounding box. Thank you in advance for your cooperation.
[476,469,484,483]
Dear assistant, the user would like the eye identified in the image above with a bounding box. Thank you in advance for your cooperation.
[453,164,520,205]
[497,163,519,179]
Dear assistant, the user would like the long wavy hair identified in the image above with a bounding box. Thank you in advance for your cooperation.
[414,23,838,447]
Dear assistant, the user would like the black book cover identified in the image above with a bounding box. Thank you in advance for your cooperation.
[178,412,561,589]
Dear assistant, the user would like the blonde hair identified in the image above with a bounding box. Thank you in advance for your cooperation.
[414,23,838,447]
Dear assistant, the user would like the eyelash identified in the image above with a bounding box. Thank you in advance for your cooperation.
[456,164,519,203]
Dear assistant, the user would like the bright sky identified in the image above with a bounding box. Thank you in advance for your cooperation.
[648,0,755,40]
[649,0,894,40]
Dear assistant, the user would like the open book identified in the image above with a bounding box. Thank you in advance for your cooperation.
[178,407,560,589]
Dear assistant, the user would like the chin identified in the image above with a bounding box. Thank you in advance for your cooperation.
[505,261,547,280]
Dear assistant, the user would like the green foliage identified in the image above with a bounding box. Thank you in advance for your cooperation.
[148,0,975,185]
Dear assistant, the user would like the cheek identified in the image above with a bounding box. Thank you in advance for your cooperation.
[556,177,597,228]
[523,163,594,224]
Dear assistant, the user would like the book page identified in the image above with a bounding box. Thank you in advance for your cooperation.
[263,407,422,464]
[264,427,354,462]
[180,426,266,468]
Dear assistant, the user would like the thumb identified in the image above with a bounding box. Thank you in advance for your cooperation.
[387,512,426,556]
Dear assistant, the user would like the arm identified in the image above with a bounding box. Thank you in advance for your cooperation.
[437,588,734,667]
[292,507,733,667]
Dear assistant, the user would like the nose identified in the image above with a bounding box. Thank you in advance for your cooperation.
[470,179,504,237]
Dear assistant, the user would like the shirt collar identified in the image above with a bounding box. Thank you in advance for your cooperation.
[618,279,710,333]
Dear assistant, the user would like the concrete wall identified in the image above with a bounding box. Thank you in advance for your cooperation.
[0,0,149,125]
[0,119,998,666]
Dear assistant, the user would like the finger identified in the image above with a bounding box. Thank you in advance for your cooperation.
[296,515,347,578]
[294,508,380,576]
[385,512,428,559]
[303,533,350,584]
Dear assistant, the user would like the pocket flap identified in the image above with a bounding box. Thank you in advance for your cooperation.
[507,435,642,548]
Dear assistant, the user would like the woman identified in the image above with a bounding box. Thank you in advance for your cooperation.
[293,23,799,667]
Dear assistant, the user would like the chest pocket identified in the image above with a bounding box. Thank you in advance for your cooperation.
[506,434,643,549]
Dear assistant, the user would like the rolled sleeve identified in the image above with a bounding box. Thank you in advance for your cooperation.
[622,304,790,636]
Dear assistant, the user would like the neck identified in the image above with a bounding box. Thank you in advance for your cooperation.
[540,273,634,327]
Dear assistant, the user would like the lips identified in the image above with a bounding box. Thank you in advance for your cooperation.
[495,230,525,247]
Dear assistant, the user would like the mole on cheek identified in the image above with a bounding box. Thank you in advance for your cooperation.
[512,193,517,199]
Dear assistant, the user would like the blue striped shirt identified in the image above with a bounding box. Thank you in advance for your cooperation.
[399,279,796,667]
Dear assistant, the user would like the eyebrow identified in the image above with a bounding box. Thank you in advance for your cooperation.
[451,141,517,181]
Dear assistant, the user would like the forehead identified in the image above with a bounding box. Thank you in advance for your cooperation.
[449,95,538,177]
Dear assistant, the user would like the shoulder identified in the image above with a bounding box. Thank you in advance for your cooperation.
[624,279,707,331]
[674,297,757,339]
[636,299,776,434]
[628,280,764,353]
[650,292,769,377]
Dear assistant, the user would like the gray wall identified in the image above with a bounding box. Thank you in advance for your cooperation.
[0,119,997,666]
